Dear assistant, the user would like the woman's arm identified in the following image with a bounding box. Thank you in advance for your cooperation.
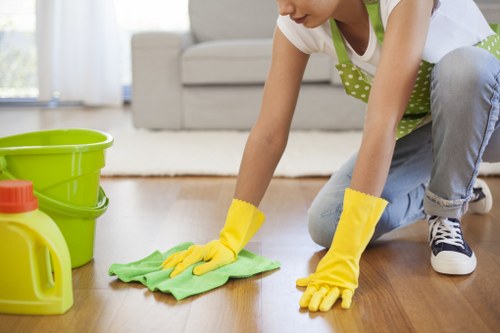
[349,0,434,197]
[162,28,308,277]
[297,1,437,312]
[234,27,309,206]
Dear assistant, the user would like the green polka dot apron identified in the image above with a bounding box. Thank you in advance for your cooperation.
[330,0,500,139]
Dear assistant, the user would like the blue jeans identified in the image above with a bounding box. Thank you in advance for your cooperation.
[308,46,500,248]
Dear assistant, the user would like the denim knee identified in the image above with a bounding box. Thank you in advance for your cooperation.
[308,200,399,247]
[307,200,342,248]
[433,46,498,104]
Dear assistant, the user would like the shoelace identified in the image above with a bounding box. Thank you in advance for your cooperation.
[429,217,465,249]
[470,187,485,202]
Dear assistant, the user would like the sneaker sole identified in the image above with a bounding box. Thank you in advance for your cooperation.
[468,178,493,214]
[431,253,477,275]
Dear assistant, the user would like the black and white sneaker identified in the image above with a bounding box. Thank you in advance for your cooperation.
[428,215,477,275]
[468,178,493,215]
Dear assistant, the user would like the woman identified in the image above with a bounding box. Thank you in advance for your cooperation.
[162,0,499,312]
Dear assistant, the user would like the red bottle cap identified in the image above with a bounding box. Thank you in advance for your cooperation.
[0,180,39,213]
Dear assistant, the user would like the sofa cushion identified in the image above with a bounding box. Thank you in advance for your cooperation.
[182,39,333,85]
[189,0,279,42]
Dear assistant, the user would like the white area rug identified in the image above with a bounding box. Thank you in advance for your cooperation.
[102,129,500,177]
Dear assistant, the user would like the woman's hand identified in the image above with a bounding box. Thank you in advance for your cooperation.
[162,199,266,278]
[296,254,357,311]
[162,240,236,277]
[297,188,388,311]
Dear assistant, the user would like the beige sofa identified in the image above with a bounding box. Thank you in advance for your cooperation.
[131,0,500,130]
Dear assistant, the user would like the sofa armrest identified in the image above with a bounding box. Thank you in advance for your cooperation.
[131,31,194,129]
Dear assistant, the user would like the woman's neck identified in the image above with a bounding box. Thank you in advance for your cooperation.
[334,0,370,55]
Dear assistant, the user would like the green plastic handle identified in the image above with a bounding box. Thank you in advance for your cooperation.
[37,187,109,219]
[0,155,109,219]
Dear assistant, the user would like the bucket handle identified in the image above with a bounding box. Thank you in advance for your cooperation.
[37,187,109,219]
[0,155,109,219]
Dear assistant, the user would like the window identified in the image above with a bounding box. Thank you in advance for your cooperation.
[0,0,189,102]
[115,0,189,89]
[0,0,37,99]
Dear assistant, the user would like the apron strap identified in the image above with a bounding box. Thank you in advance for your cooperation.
[329,18,350,64]
[490,23,500,34]
[330,0,385,63]
[364,0,385,44]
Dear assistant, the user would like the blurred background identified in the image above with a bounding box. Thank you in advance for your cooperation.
[0,0,188,105]
[0,0,497,110]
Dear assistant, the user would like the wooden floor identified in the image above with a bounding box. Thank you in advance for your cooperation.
[0,107,499,333]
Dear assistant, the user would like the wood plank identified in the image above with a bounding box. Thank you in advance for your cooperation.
[1,107,499,332]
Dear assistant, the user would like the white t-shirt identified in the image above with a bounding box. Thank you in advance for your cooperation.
[277,0,495,76]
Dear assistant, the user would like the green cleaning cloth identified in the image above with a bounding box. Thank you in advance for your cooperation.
[108,242,280,300]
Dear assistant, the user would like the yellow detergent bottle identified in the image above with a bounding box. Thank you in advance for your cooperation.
[0,180,73,314]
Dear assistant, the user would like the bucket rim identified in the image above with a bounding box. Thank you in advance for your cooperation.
[0,128,113,156]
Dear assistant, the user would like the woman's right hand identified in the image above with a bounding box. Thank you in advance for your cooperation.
[162,239,236,278]
[163,198,266,278]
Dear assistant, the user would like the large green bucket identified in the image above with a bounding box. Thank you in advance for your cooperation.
[0,129,113,268]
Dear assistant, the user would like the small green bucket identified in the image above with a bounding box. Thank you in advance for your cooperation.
[0,129,113,268]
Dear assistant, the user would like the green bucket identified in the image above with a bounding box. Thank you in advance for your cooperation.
[0,129,113,268]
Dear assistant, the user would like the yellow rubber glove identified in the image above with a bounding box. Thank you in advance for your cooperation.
[297,188,388,311]
[162,199,265,278]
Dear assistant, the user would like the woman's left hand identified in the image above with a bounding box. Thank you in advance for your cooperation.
[296,250,357,311]
[297,188,388,312]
